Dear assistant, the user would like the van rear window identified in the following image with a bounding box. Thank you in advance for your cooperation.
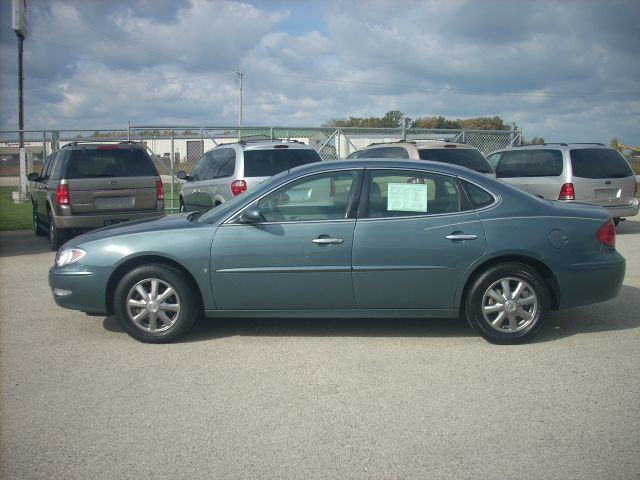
[495,149,563,178]
[243,149,321,177]
[570,148,633,179]
[418,148,494,174]
[66,149,157,178]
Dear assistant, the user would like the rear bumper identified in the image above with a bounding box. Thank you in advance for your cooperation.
[54,208,164,229]
[604,197,639,218]
[556,253,626,309]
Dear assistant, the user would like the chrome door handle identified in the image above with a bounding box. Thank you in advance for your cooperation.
[446,234,478,241]
[312,237,344,245]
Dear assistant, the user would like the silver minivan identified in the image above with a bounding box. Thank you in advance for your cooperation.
[488,143,639,225]
[177,140,322,212]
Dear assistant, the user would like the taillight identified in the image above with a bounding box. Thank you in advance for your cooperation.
[156,180,164,201]
[56,184,69,205]
[559,183,575,200]
[596,218,616,247]
[231,179,247,196]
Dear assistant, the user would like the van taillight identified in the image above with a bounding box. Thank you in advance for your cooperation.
[231,180,247,196]
[56,184,70,205]
[559,183,575,200]
[156,180,164,200]
[596,218,616,247]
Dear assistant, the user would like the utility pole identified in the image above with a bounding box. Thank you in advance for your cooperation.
[13,0,28,199]
[236,71,243,134]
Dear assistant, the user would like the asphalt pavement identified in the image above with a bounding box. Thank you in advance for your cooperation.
[1,219,639,479]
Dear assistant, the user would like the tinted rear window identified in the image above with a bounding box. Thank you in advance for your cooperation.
[243,149,321,177]
[570,148,633,179]
[66,148,157,178]
[418,148,493,173]
[495,149,563,178]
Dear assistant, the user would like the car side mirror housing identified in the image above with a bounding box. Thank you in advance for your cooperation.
[176,170,190,181]
[239,206,264,224]
[27,172,41,181]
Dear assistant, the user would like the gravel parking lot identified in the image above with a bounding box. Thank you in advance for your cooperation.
[1,220,639,479]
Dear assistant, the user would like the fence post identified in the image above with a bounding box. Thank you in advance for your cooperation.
[170,130,175,212]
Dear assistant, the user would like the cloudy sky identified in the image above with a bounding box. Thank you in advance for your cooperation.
[1,0,639,145]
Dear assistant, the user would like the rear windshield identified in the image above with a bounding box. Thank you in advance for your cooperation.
[243,149,321,177]
[495,149,563,178]
[66,148,158,178]
[570,148,633,179]
[418,148,494,173]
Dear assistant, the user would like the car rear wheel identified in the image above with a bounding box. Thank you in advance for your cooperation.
[48,211,67,250]
[465,262,548,343]
[114,264,200,343]
[33,205,46,236]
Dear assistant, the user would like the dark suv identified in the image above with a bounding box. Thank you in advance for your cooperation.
[28,142,165,250]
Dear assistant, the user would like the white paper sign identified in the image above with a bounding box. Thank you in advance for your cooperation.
[387,183,428,212]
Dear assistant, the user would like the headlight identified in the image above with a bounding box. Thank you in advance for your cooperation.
[55,248,86,267]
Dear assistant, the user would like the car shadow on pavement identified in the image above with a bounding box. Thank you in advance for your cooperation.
[531,284,640,343]
[102,285,640,343]
[616,218,640,235]
[103,315,476,341]
[0,231,53,257]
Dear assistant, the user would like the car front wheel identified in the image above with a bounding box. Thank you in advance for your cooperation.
[114,264,200,343]
[465,262,549,343]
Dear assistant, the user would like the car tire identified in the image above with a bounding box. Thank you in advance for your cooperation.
[33,204,46,236]
[114,264,200,343]
[48,211,67,250]
[465,262,548,344]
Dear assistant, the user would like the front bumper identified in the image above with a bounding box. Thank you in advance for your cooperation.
[49,265,111,315]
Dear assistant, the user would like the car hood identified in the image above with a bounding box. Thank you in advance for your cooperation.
[66,214,198,246]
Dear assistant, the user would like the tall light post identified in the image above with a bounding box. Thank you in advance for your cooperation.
[13,0,28,199]
[236,71,243,136]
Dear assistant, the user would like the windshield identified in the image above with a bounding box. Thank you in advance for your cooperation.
[196,168,293,223]
[418,148,494,173]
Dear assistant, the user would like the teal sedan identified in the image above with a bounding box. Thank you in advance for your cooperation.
[49,159,625,343]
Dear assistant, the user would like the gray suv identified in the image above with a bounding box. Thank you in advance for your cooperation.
[28,142,165,250]
[488,143,639,225]
[177,139,322,212]
[346,140,495,176]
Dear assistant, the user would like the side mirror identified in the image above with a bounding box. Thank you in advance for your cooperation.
[27,172,41,182]
[239,206,264,224]
[176,170,190,181]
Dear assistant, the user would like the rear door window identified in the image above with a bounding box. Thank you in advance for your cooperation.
[66,148,158,179]
[495,149,563,178]
[418,148,494,174]
[243,149,321,177]
[570,148,633,178]
[211,148,236,178]
[366,170,461,217]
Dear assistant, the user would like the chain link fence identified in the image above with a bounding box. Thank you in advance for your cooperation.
[1,126,520,229]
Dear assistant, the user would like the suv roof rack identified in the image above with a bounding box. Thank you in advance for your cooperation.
[220,137,306,147]
[366,138,454,147]
[62,140,143,148]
